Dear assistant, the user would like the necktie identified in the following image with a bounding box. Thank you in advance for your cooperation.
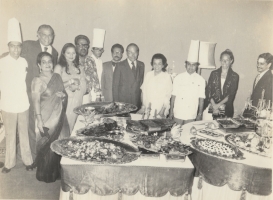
[112,61,117,67]
[44,47,48,52]
[254,74,260,88]
[131,61,136,77]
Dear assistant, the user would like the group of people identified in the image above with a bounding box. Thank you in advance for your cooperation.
[0,18,272,183]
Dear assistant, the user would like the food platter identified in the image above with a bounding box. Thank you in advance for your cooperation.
[51,137,140,164]
[216,118,242,129]
[198,129,223,138]
[130,133,191,156]
[73,102,138,116]
[191,138,245,160]
[225,133,271,158]
[232,118,257,129]
[126,119,175,133]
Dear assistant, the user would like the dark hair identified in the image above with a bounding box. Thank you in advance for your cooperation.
[58,43,80,75]
[258,53,273,70]
[150,53,168,72]
[126,43,139,52]
[220,49,234,64]
[37,52,53,66]
[37,24,54,35]
[111,44,124,53]
[74,35,90,45]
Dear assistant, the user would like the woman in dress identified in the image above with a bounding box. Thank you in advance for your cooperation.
[32,52,69,182]
[203,49,239,119]
[138,53,172,118]
[54,43,87,133]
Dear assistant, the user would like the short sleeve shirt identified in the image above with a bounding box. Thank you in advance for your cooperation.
[172,72,205,120]
[0,55,29,113]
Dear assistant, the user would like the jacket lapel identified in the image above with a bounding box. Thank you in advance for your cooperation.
[222,67,233,96]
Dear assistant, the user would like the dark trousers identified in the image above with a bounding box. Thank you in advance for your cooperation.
[27,92,37,160]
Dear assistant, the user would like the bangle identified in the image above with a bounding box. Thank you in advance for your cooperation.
[197,113,202,116]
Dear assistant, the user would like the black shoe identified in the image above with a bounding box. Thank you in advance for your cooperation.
[26,165,34,171]
[0,162,4,168]
[2,167,11,173]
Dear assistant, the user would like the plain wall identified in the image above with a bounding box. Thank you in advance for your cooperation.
[1,0,273,115]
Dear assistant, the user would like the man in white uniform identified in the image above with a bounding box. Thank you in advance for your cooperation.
[0,18,33,173]
[169,41,205,125]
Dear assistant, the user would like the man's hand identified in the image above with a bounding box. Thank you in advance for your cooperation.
[168,111,174,119]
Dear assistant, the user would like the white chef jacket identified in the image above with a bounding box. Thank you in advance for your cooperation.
[141,71,172,117]
[0,54,29,113]
[172,72,205,120]
[91,54,103,87]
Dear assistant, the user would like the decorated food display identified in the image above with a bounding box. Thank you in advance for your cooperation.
[225,132,271,158]
[74,102,138,116]
[51,137,140,164]
[126,119,175,133]
[130,133,191,156]
[198,129,223,137]
[191,138,244,160]
[232,118,257,129]
[216,118,242,128]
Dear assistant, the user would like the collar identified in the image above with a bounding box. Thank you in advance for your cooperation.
[7,54,21,62]
[258,69,269,79]
[91,54,100,61]
[186,71,197,77]
[127,59,137,68]
[39,43,52,52]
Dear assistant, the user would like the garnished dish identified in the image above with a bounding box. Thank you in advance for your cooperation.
[51,137,140,164]
[126,119,175,133]
[76,118,120,138]
[225,132,271,158]
[232,118,257,129]
[198,129,223,137]
[216,118,242,128]
[130,134,191,156]
[74,102,138,116]
[191,138,244,160]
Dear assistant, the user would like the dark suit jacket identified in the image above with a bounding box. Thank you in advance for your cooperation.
[101,61,115,101]
[112,59,145,109]
[21,40,58,95]
[250,70,272,107]
[204,67,239,117]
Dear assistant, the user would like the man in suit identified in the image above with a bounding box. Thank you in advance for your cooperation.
[101,44,124,101]
[113,43,145,109]
[21,24,58,160]
[243,53,273,119]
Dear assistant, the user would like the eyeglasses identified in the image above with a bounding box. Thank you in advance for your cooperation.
[39,33,54,38]
[93,48,104,52]
[77,44,89,49]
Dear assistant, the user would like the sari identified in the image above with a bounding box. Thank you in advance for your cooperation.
[33,73,70,183]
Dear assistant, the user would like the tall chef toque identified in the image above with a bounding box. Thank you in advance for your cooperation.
[8,18,22,44]
[187,40,217,69]
[92,28,106,48]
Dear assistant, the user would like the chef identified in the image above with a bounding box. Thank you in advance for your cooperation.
[0,18,34,173]
[169,40,206,125]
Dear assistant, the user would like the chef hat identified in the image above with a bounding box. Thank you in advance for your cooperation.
[92,28,106,48]
[199,41,217,69]
[187,40,200,63]
[7,18,22,44]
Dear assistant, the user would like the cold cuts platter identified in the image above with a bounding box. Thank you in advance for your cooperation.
[216,118,242,128]
[51,137,140,164]
[225,132,271,158]
[191,138,245,160]
[126,119,175,133]
[74,102,138,116]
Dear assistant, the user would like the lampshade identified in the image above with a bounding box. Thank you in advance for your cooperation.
[199,41,217,69]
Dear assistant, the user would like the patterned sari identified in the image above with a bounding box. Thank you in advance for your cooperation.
[34,73,70,183]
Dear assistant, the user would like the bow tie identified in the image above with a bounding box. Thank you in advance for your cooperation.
[112,61,117,67]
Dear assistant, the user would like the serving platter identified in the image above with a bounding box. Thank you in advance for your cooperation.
[126,119,175,133]
[74,102,138,116]
[191,138,245,160]
[51,137,140,164]
[225,133,271,158]
[216,118,242,129]
[232,118,257,129]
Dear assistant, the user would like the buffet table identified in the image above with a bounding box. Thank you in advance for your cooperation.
[179,121,272,200]
[59,115,195,200]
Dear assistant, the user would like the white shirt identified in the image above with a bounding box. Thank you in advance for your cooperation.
[127,59,137,69]
[40,43,52,54]
[172,72,205,120]
[141,71,172,117]
[91,54,103,86]
[255,69,269,86]
[0,55,29,113]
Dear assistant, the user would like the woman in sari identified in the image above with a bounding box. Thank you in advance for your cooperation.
[54,43,87,133]
[138,53,172,118]
[32,52,70,183]
[203,49,239,119]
